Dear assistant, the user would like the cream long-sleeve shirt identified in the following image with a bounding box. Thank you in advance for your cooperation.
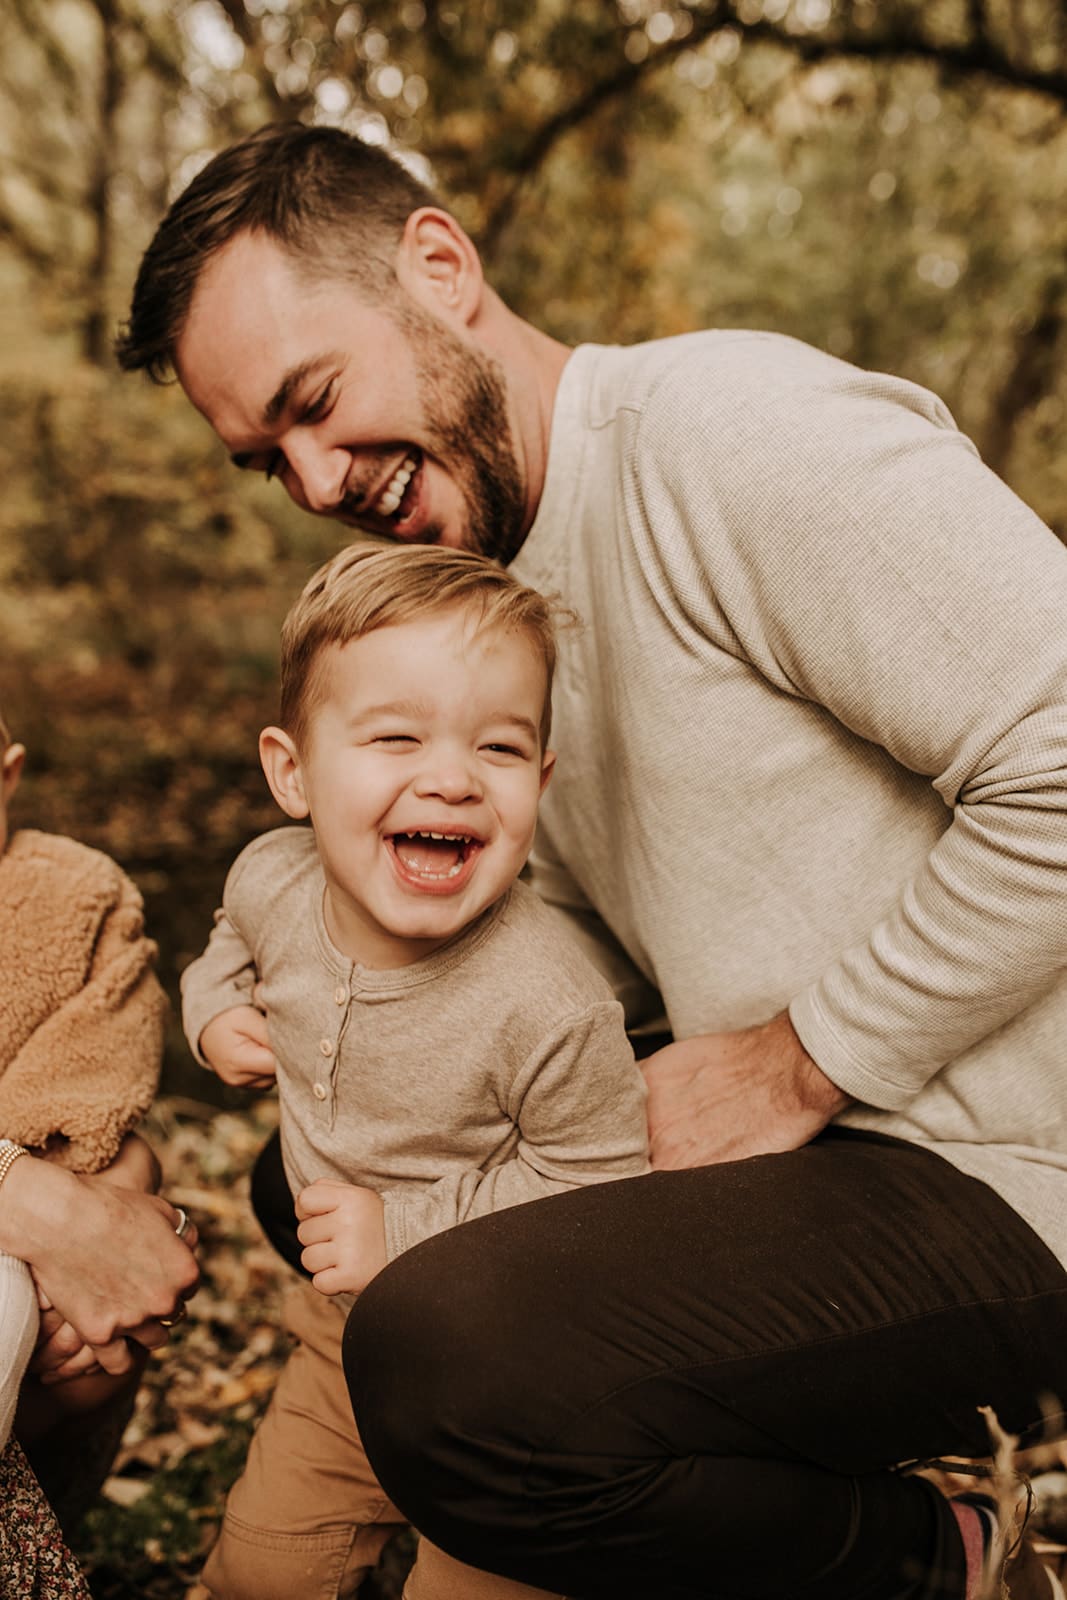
[511,332,1067,1266]
[181,828,649,1273]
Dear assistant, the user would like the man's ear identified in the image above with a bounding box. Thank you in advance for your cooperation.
[259,728,310,819]
[539,748,556,795]
[1,743,25,806]
[395,207,484,326]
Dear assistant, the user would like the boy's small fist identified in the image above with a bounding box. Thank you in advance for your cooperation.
[199,1005,278,1089]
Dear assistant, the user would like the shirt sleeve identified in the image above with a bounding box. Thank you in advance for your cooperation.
[179,907,258,1066]
[380,1000,650,1258]
[524,834,666,1033]
[0,870,165,1171]
[646,348,1067,1108]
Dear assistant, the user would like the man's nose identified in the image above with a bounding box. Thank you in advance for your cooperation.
[283,435,349,514]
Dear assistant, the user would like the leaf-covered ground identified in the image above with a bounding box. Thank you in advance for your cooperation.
[73,1099,1067,1600]
[73,1097,414,1600]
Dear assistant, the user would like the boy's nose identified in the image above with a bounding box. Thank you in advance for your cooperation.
[414,756,482,804]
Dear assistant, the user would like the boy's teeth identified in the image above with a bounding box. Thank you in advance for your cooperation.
[375,456,417,517]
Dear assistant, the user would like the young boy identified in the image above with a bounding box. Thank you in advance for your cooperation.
[0,706,168,1592]
[181,543,650,1600]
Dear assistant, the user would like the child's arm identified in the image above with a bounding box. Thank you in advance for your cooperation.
[0,868,165,1171]
[297,1001,649,1293]
[181,911,277,1089]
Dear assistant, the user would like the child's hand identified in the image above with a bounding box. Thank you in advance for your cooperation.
[30,1307,102,1385]
[295,1180,388,1297]
[199,1005,277,1089]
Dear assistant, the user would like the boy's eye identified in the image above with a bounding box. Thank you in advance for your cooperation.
[484,743,526,758]
[373,734,418,746]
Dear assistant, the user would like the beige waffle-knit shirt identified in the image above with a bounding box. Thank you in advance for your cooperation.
[511,332,1067,1266]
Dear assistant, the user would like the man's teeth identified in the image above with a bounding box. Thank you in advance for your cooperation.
[376,457,417,517]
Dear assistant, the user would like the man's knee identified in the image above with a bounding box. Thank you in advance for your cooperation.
[343,1222,532,1525]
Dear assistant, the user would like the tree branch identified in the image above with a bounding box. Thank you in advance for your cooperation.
[478,4,1067,257]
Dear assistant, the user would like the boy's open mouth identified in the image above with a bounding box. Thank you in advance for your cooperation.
[388,830,481,885]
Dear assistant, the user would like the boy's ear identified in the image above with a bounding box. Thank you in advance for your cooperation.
[1,743,26,805]
[395,207,484,327]
[539,748,556,795]
[259,728,310,820]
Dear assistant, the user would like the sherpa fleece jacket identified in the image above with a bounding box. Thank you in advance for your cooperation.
[0,829,165,1172]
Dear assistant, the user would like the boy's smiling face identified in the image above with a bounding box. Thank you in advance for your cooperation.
[260,605,554,969]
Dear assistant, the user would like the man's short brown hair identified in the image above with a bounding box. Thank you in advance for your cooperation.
[116,122,438,383]
[280,544,569,751]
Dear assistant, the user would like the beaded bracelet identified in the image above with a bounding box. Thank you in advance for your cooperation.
[0,1140,29,1191]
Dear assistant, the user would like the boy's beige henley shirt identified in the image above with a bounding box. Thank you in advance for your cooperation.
[181,828,649,1271]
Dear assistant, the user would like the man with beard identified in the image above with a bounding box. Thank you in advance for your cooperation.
[118,123,1067,1600]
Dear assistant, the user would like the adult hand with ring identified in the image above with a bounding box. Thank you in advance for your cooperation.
[155,1206,196,1331]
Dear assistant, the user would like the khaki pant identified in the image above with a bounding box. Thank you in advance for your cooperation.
[202,1280,560,1600]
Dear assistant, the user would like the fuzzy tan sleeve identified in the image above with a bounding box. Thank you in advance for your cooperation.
[0,870,166,1172]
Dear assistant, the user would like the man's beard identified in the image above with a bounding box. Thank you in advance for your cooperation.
[393,302,528,565]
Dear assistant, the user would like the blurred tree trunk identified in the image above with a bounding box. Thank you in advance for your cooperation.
[83,0,122,366]
[982,273,1066,480]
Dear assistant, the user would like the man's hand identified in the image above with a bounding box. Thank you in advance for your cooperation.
[0,1157,200,1375]
[295,1180,388,1298]
[200,1005,277,1090]
[642,1011,850,1170]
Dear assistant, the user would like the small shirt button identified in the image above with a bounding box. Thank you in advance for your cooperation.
[312,1082,328,1101]
[319,1039,334,1057]
[333,985,347,1005]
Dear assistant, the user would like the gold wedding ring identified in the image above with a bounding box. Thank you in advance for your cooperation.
[158,1303,187,1329]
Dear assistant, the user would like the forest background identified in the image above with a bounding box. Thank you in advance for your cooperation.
[3,0,1067,1594]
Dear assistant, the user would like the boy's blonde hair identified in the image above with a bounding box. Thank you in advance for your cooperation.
[280,544,566,750]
